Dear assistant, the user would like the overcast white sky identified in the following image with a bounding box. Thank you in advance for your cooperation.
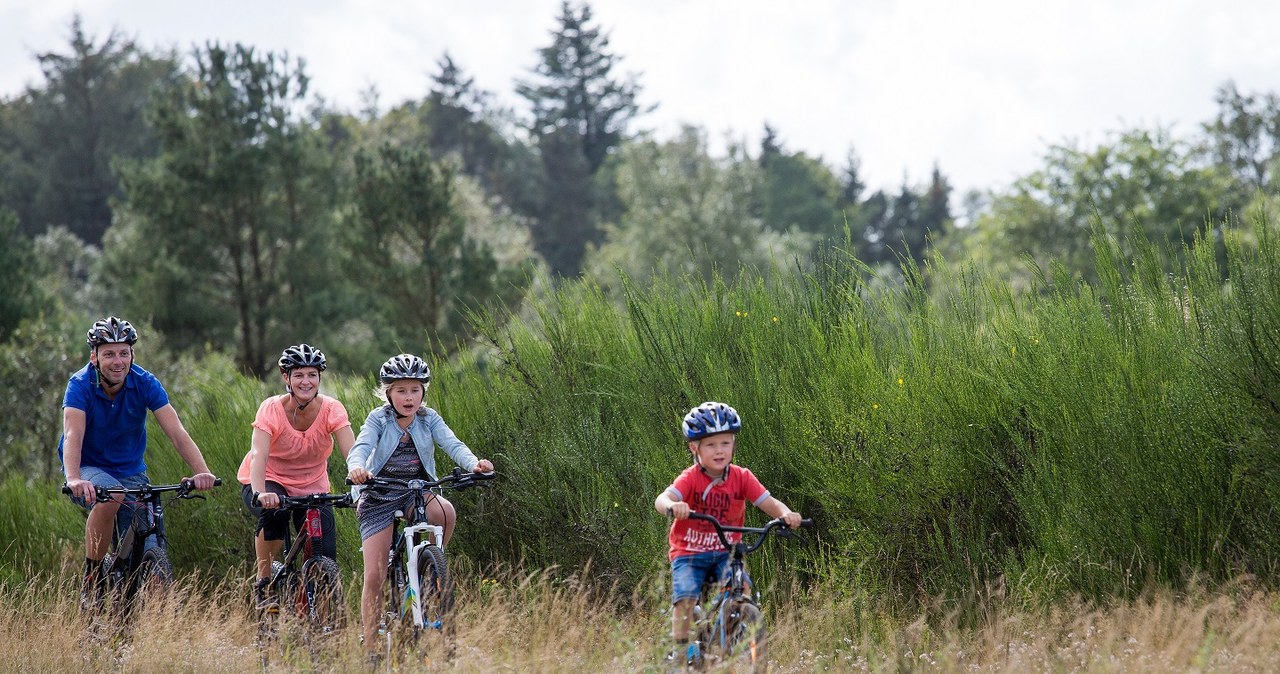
[3,0,1279,197]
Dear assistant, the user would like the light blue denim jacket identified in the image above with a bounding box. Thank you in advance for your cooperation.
[346,404,479,498]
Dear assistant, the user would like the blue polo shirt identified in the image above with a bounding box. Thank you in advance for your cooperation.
[58,362,170,478]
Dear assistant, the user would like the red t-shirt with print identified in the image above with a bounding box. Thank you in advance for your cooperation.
[665,464,769,561]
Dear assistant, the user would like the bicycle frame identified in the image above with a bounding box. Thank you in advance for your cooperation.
[682,511,813,671]
[63,479,221,613]
[257,492,352,631]
[352,468,495,631]
[265,493,353,591]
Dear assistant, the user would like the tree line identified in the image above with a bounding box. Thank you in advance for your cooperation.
[2,3,1278,377]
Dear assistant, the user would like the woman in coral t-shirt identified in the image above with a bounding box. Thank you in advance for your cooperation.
[236,344,355,605]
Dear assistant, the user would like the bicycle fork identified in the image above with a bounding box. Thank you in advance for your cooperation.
[400,520,445,630]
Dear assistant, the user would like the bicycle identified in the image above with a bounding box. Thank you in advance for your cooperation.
[349,468,497,657]
[62,478,222,617]
[254,491,355,637]
[681,511,813,673]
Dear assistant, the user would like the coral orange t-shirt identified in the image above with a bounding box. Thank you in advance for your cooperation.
[236,394,351,495]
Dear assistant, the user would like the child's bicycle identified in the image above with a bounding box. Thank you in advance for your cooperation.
[254,491,355,637]
[62,479,222,617]
[683,511,813,673]
[349,468,497,657]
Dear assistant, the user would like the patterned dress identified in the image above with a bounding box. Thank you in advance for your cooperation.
[357,429,429,540]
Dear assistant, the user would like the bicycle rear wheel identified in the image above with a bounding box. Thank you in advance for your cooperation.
[298,555,344,633]
[416,544,453,629]
[724,599,767,673]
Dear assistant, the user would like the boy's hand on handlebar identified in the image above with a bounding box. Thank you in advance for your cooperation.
[781,511,803,529]
[473,459,493,473]
[348,468,372,484]
[668,502,690,520]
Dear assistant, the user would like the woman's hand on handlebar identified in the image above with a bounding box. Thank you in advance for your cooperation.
[256,491,281,509]
[473,459,494,473]
[348,467,372,484]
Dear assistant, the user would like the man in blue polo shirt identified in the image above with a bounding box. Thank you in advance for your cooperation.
[60,316,218,605]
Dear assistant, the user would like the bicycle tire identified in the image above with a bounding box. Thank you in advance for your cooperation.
[724,599,767,673]
[298,555,344,633]
[416,544,453,629]
[127,546,174,614]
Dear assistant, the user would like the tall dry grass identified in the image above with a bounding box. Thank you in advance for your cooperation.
[5,565,1280,673]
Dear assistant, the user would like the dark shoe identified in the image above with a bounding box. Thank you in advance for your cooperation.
[254,578,277,611]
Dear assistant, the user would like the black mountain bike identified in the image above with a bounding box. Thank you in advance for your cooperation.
[683,511,813,673]
[254,491,354,637]
[350,468,497,658]
[63,479,221,616]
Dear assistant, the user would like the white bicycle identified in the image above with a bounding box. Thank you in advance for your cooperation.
[355,469,497,654]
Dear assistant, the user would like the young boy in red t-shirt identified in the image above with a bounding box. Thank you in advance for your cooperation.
[654,401,802,665]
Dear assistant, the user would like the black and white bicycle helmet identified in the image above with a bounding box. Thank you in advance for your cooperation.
[682,401,743,440]
[86,316,139,348]
[278,344,327,373]
[379,353,431,384]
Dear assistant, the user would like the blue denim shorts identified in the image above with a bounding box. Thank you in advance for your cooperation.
[671,550,746,603]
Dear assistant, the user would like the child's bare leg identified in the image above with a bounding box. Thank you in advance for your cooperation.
[672,597,695,642]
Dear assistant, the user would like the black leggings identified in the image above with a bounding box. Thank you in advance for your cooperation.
[241,482,338,560]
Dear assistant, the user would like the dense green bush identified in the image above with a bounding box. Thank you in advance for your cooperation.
[3,215,1277,613]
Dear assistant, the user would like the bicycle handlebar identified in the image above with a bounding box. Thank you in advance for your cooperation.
[263,492,356,509]
[61,478,223,501]
[684,511,814,555]
[345,467,498,492]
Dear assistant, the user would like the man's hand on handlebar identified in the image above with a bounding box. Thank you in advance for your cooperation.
[65,478,98,505]
[184,472,218,491]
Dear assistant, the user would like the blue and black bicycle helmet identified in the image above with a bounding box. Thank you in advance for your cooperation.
[278,344,327,373]
[86,316,138,348]
[682,401,743,440]
[379,353,431,385]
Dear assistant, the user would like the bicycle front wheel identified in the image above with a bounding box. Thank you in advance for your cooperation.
[128,547,175,614]
[416,544,453,629]
[724,599,767,673]
[298,555,344,633]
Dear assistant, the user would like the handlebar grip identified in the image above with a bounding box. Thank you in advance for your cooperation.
[214,477,223,486]
[345,478,355,485]
[61,484,72,495]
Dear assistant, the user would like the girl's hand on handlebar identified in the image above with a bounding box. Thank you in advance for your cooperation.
[348,468,372,484]
[668,502,690,520]
[474,459,493,473]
